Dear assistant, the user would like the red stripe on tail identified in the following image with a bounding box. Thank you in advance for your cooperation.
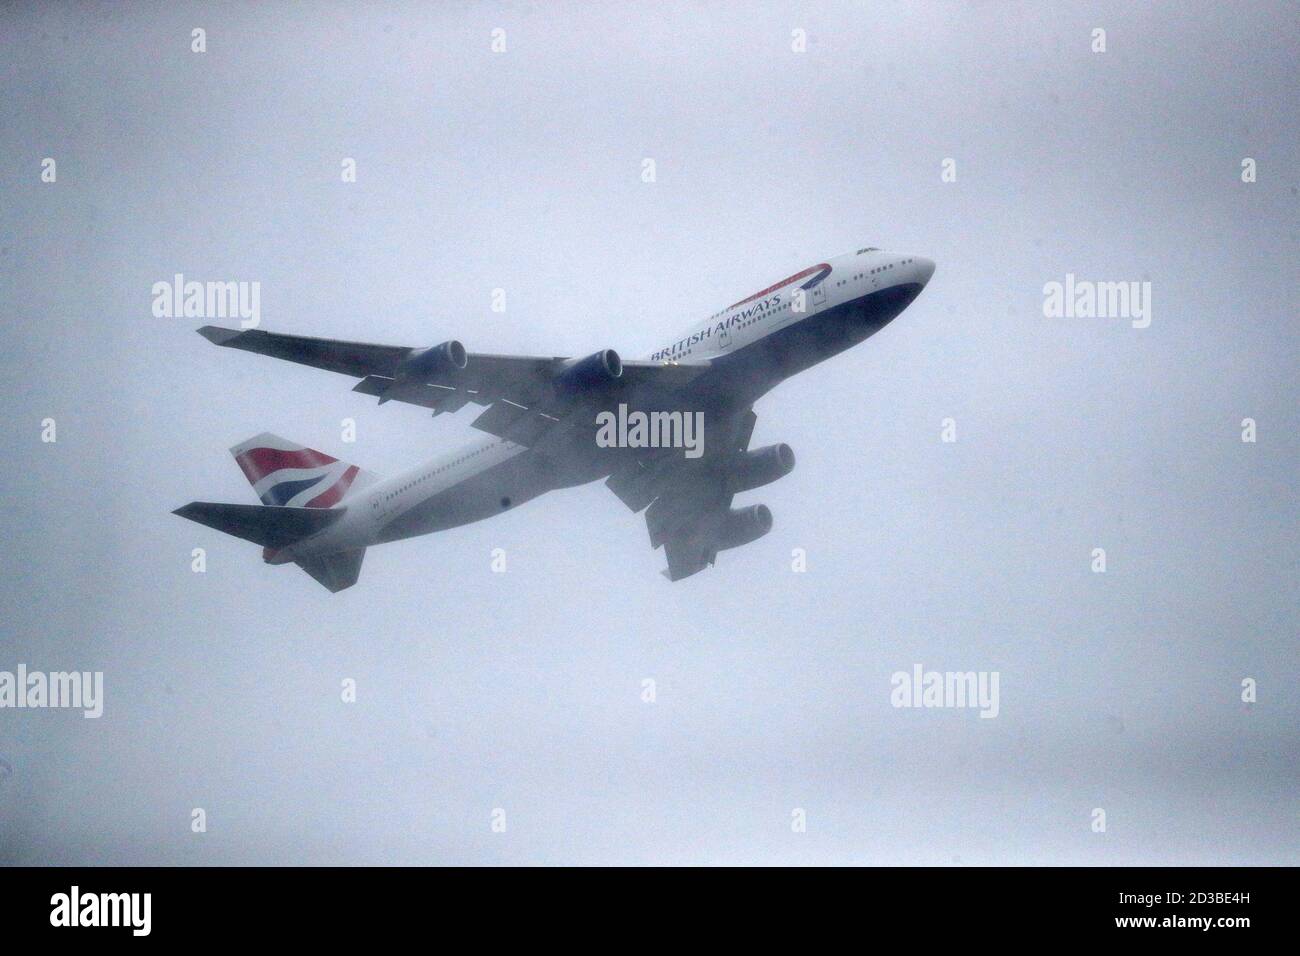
[305,464,359,508]
[235,446,339,485]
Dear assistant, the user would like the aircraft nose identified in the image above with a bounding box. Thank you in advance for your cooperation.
[913,256,935,285]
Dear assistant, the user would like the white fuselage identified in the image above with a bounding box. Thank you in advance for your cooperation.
[270,248,934,564]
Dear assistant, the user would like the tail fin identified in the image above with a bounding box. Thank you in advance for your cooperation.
[231,432,378,508]
[173,433,378,593]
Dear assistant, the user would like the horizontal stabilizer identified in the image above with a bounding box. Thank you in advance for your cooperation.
[173,501,344,549]
[296,549,366,593]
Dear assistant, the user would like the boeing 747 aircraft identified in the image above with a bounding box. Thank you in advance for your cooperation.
[175,247,935,590]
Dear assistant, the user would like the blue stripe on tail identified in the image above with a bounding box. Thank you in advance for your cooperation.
[260,474,326,506]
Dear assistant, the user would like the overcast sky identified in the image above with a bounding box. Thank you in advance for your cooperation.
[1,1,1296,865]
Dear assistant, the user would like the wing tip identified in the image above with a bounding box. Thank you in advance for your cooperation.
[197,325,244,346]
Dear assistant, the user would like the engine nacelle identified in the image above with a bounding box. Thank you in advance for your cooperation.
[396,340,468,382]
[716,504,773,551]
[554,349,622,394]
[728,443,795,493]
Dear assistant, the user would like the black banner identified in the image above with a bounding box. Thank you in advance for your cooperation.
[0,866,1283,943]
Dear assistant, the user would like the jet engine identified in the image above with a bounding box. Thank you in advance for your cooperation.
[553,349,623,394]
[716,504,773,551]
[728,443,795,493]
[395,340,468,382]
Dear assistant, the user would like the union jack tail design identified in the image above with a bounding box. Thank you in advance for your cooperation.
[230,432,377,509]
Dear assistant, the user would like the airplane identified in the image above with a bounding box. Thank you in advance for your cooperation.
[175,247,935,591]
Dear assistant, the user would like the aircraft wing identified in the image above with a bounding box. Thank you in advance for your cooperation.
[198,326,560,413]
[197,326,709,419]
[604,409,762,581]
[649,480,734,581]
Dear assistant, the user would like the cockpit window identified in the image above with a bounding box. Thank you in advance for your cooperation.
[856,247,880,254]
